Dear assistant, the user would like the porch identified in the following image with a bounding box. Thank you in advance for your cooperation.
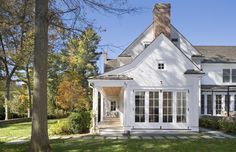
[201,85,236,117]
[89,75,133,134]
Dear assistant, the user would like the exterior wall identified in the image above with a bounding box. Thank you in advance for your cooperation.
[106,36,201,131]
[201,63,236,85]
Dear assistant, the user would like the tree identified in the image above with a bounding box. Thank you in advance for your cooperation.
[47,51,67,114]
[15,31,34,118]
[0,0,34,120]
[56,75,90,111]
[67,28,101,95]
[30,0,137,151]
[29,0,50,151]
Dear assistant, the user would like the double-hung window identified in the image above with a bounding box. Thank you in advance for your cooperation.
[223,69,230,83]
[232,69,236,83]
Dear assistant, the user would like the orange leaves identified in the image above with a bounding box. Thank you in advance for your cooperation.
[55,78,90,111]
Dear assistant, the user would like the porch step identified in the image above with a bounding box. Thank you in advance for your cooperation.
[130,128,194,135]
[98,118,121,128]
[99,127,127,136]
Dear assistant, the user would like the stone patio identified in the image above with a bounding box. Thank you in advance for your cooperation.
[2,127,236,145]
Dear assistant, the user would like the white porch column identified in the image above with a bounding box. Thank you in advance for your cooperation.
[101,93,104,121]
[92,87,99,133]
[123,85,132,131]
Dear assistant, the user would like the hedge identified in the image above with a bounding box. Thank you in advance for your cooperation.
[200,116,236,133]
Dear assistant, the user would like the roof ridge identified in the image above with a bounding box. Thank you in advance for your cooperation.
[195,45,236,47]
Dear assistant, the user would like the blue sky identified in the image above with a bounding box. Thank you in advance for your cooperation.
[92,0,236,72]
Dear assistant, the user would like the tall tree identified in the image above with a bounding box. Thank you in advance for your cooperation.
[30,0,138,151]
[29,0,50,151]
[0,0,34,120]
[67,28,101,94]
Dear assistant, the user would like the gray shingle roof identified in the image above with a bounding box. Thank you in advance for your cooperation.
[195,46,236,63]
[104,59,119,72]
[184,69,205,75]
[91,75,133,80]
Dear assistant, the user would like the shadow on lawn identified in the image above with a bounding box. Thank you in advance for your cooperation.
[51,139,236,152]
[1,139,236,152]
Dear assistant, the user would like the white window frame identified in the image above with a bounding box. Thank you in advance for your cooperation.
[215,94,222,115]
[158,63,165,70]
[176,92,187,123]
[223,69,230,83]
[142,41,151,49]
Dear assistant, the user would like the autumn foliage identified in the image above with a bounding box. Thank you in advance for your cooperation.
[55,77,91,111]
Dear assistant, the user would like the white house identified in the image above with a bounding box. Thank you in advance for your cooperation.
[88,3,236,134]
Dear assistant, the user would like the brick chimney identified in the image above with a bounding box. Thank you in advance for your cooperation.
[153,3,171,39]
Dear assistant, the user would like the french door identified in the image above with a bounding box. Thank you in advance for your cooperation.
[134,90,187,127]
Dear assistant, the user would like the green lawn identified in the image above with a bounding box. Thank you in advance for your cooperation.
[1,121,236,152]
[0,119,59,138]
[1,138,236,152]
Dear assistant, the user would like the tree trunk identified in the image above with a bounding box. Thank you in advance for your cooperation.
[29,0,50,151]
[26,65,32,118]
[4,78,10,120]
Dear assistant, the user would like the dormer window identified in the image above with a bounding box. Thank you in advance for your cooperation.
[143,42,151,49]
[171,38,178,42]
[158,63,164,70]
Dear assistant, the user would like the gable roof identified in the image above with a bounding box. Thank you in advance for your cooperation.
[119,23,154,58]
[103,34,201,75]
[195,46,236,63]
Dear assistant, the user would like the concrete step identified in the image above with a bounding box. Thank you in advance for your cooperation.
[99,127,127,136]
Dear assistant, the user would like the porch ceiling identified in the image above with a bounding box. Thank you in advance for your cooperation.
[102,87,122,96]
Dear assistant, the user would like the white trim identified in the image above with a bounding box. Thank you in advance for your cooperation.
[132,89,189,129]
[102,34,199,76]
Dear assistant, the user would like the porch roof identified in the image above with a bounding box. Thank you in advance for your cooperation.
[201,85,236,92]
[90,75,133,80]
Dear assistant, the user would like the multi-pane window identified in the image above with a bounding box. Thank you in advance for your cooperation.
[232,69,236,83]
[223,69,230,83]
[201,95,205,114]
[176,92,187,123]
[135,92,145,122]
[163,92,173,123]
[207,95,213,114]
[215,95,222,115]
[158,63,164,70]
[110,101,116,111]
[149,92,159,122]
[225,95,230,112]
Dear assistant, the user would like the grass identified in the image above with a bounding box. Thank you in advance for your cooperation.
[1,121,236,151]
[0,119,59,139]
[0,138,236,152]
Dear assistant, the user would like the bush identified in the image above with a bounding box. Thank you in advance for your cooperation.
[218,118,236,133]
[68,111,91,134]
[47,109,69,119]
[49,119,71,135]
[199,116,219,129]
[200,116,236,133]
